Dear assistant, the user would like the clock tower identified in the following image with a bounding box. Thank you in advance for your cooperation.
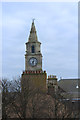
[25,20,42,71]
[21,20,47,92]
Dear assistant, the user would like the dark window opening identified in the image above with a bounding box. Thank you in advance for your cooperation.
[31,45,35,53]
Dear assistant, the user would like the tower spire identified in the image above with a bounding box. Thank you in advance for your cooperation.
[28,19,38,42]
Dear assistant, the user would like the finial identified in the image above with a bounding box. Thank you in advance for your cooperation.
[32,18,35,23]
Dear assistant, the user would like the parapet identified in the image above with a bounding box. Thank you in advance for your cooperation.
[22,70,46,75]
[48,75,57,80]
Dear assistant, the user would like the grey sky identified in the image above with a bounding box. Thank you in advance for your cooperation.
[2,2,78,80]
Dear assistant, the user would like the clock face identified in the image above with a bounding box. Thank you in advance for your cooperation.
[29,57,38,66]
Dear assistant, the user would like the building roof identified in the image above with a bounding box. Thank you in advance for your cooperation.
[58,79,80,98]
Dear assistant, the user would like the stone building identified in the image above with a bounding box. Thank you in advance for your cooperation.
[21,20,47,92]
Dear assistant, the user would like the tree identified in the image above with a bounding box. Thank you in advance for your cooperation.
[27,89,55,118]
[2,79,13,119]
[2,77,79,119]
[2,77,55,119]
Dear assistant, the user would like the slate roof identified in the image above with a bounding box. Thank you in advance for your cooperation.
[58,79,80,98]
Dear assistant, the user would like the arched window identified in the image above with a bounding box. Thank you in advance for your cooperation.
[31,45,35,53]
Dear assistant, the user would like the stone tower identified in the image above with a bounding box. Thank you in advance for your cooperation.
[25,20,42,71]
[21,20,47,92]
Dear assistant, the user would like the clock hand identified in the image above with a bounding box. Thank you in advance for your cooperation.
[32,61,34,64]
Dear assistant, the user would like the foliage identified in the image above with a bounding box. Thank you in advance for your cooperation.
[2,78,80,119]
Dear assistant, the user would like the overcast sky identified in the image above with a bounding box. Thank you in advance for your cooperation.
[2,2,78,80]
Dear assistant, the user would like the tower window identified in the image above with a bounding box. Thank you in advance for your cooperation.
[31,45,35,53]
